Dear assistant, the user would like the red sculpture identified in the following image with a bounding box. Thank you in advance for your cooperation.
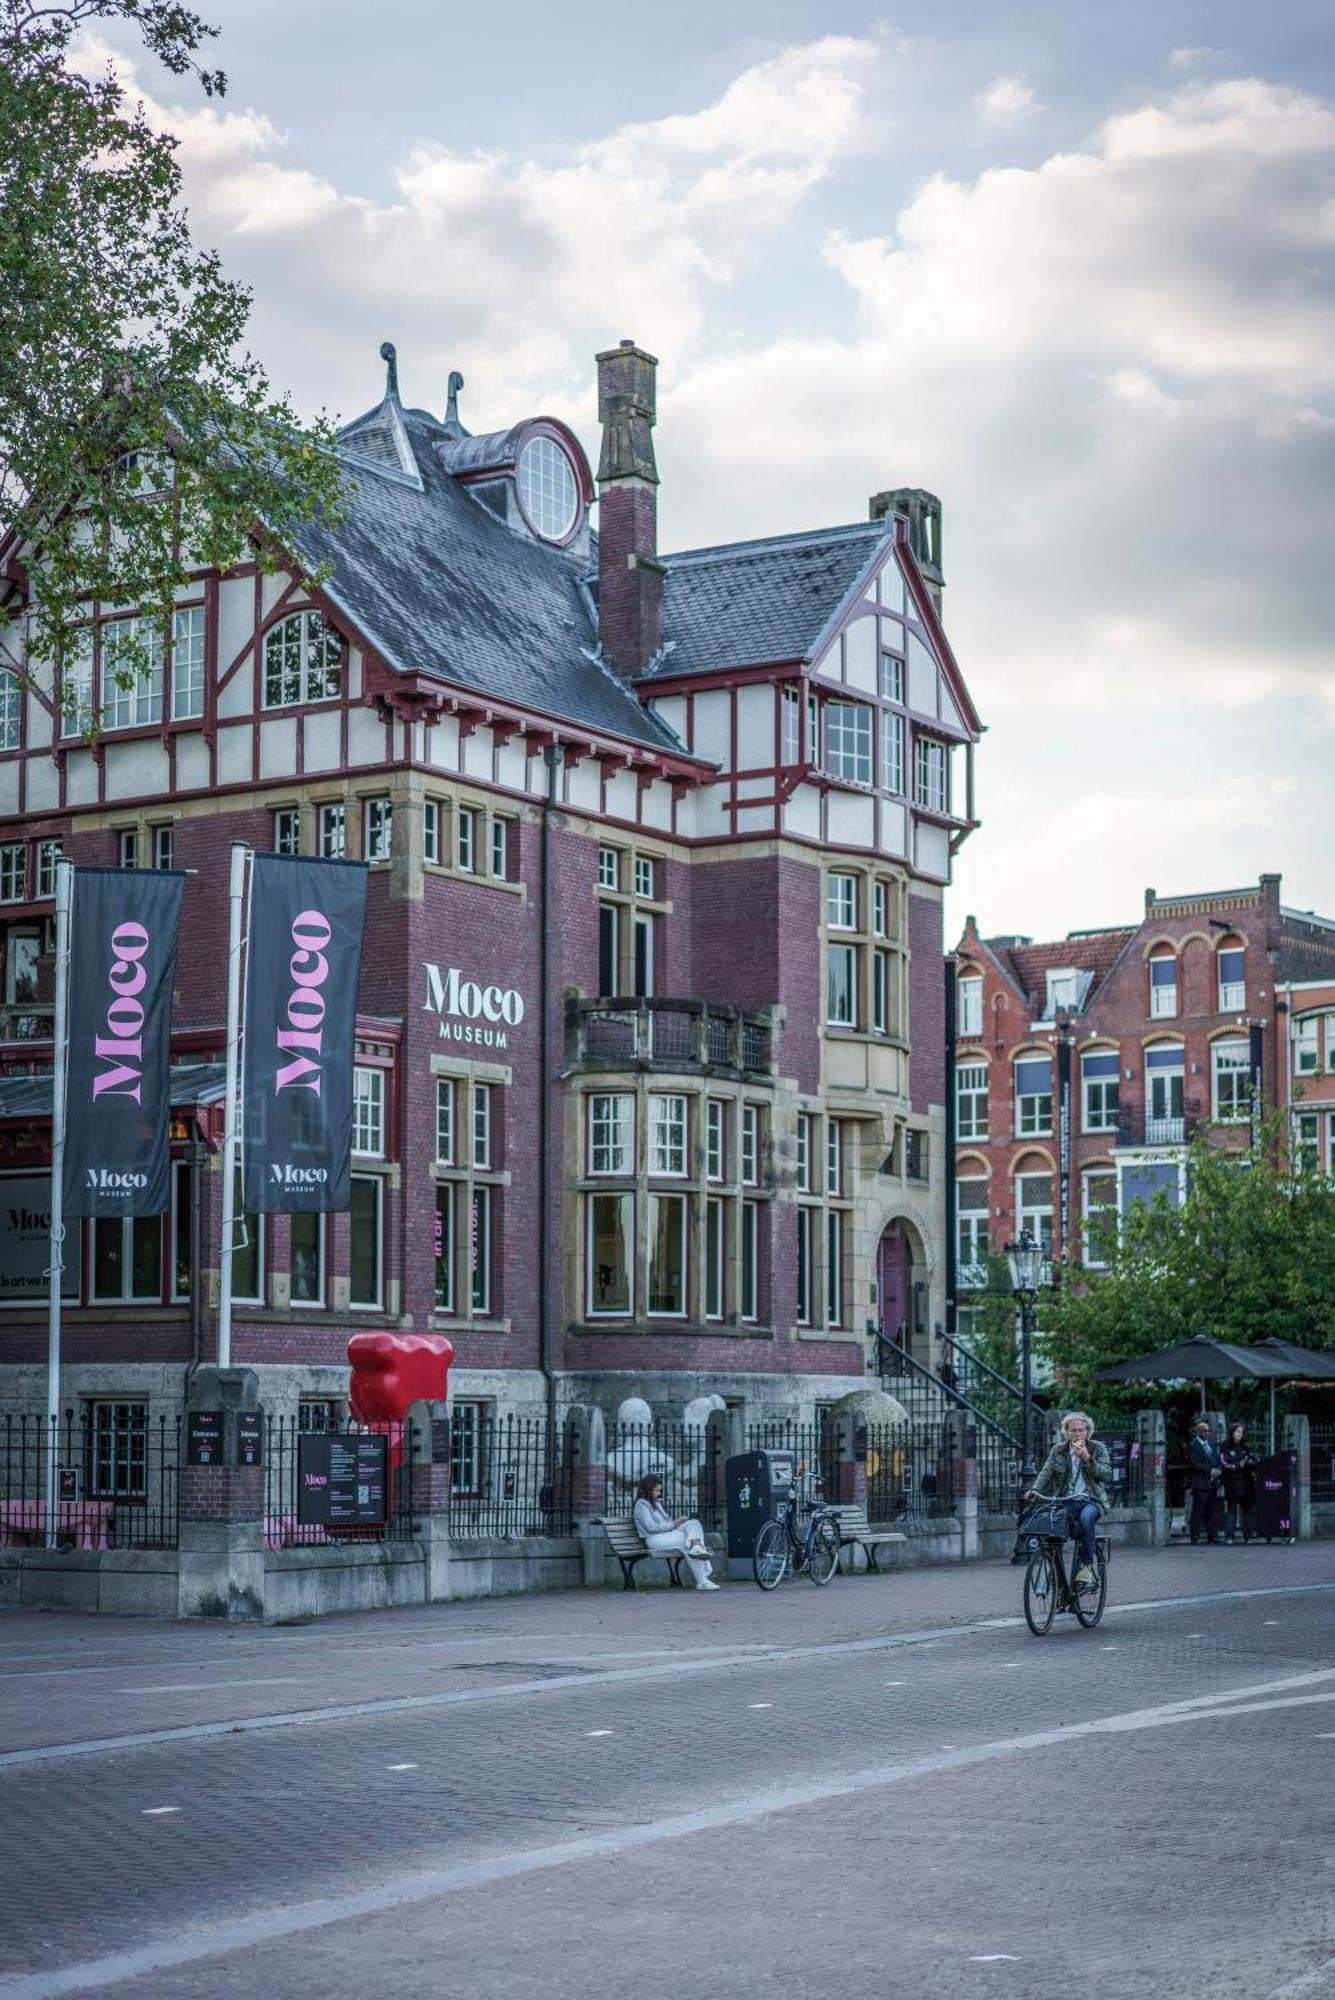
[347,1332,454,1422]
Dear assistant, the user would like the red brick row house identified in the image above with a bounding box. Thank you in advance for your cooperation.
[0,338,982,1448]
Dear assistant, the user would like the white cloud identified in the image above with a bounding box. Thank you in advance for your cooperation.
[974,76,1041,126]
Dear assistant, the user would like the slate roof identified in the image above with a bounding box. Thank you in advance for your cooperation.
[648,522,890,678]
[298,400,687,756]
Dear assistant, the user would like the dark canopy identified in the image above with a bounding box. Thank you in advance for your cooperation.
[1098,1336,1294,1383]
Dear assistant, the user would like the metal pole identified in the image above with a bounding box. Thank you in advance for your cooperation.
[45,859,73,1549]
[1019,1296,1035,1496]
[217,842,248,1372]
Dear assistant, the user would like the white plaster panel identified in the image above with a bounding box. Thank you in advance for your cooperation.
[217,668,252,721]
[175,735,209,791]
[693,784,730,837]
[735,804,771,835]
[878,799,908,857]
[217,576,253,685]
[649,695,687,746]
[692,690,731,764]
[881,560,907,614]
[566,760,601,812]
[104,738,168,800]
[462,727,493,781]
[879,613,906,659]
[496,738,528,792]
[908,633,937,716]
[303,711,341,772]
[347,706,386,767]
[827,790,875,848]
[261,573,297,618]
[640,780,671,830]
[65,754,98,805]
[782,785,820,838]
[259,717,298,779]
[605,770,637,822]
[24,758,57,811]
[915,820,950,880]
[217,724,252,784]
[0,765,17,815]
[24,695,52,748]
[844,614,878,693]
[736,682,774,769]
[811,640,843,685]
[429,717,459,769]
[348,650,363,699]
[736,774,771,802]
[523,753,545,796]
[940,681,965,734]
[411,722,425,763]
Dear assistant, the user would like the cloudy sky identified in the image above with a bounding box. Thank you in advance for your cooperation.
[95,0,1335,945]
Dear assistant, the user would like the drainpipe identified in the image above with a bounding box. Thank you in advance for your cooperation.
[539,746,563,1440]
[943,956,957,1337]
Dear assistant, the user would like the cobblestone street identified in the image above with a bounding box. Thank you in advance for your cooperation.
[1,1545,1333,1998]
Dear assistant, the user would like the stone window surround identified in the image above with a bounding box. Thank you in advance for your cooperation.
[822,860,908,1044]
[793,1105,854,1332]
[430,1052,513,1333]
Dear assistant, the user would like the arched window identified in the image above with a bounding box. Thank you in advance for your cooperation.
[1216,937,1245,1012]
[263,609,342,709]
[1148,947,1177,1019]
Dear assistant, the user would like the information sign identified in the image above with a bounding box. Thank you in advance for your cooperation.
[187,1409,224,1466]
[297,1433,388,1527]
[237,1412,263,1467]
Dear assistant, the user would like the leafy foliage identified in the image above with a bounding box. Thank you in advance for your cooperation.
[1042,1112,1335,1417]
[0,0,342,723]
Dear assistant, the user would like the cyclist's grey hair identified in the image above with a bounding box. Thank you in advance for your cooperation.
[1061,1411,1095,1437]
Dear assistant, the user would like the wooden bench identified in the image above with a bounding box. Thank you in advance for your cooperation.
[601,1518,686,1591]
[827,1504,907,1574]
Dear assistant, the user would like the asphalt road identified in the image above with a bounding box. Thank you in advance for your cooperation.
[1,1543,1333,1999]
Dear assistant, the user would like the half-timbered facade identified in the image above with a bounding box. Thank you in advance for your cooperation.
[0,338,981,1430]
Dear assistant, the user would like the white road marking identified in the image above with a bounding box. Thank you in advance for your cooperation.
[140,1807,180,1817]
[116,1678,301,1694]
[748,1703,773,1710]
[970,1955,1020,1964]
[10,1664,1332,1998]
[1100,1646,1118,1652]
[386,1763,418,1771]
[883,1681,906,1687]
[1264,1620,1280,1627]
[585,1730,614,1738]
[5,1579,1333,1772]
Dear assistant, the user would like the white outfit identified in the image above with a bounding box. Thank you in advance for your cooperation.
[633,1499,715,1588]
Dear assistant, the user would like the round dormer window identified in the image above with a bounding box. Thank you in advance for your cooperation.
[517,434,579,542]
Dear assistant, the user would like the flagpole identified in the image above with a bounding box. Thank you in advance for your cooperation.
[45,859,73,1549]
[217,842,248,1372]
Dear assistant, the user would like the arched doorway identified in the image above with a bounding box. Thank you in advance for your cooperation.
[877,1219,926,1366]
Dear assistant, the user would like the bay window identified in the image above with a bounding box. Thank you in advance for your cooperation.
[589,1094,634,1175]
[649,1094,687,1176]
[647,1193,687,1315]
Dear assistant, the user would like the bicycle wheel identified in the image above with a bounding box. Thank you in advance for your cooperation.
[753,1519,789,1590]
[805,1516,840,1586]
[1023,1546,1058,1635]
[1072,1549,1108,1629]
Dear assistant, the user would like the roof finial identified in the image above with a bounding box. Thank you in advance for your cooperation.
[379,341,399,401]
[444,370,465,435]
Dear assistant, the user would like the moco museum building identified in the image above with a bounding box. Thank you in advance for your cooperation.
[0,339,981,1432]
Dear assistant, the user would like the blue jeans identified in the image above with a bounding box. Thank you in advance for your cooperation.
[1072,1501,1101,1567]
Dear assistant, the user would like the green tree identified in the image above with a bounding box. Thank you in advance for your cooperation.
[0,0,341,723]
[1042,1111,1335,1416]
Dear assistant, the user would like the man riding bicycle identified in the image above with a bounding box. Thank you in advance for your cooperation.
[1025,1411,1111,1588]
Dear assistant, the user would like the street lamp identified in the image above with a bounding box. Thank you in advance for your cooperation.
[1005,1229,1044,1527]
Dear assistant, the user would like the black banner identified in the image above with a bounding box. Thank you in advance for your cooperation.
[63,867,184,1218]
[242,853,368,1213]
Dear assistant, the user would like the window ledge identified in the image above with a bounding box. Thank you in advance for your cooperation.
[567,1320,775,1341]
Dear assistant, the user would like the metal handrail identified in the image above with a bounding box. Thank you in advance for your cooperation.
[874,1331,1023,1450]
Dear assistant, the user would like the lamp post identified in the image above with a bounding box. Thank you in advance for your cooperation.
[1006,1229,1045,1519]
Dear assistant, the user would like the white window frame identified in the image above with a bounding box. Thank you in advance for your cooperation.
[956,1179,989,1286]
[364,797,393,863]
[649,1093,687,1177]
[781,685,800,763]
[263,608,341,709]
[741,1200,760,1323]
[101,617,164,730]
[273,807,301,856]
[1082,1057,1120,1135]
[61,628,95,738]
[116,828,138,869]
[1015,1172,1054,1263]
[288,1212,326,1308]
[796,1114,813,1194]
[5,929,39,1004]
[0,844,25,903]
[151,823,174,871]
[352,1066,385,1157]
[827,942,858,1028]
[1081,1171,1118,1269]
[435,1078,455,1165]
[36,840,61,899]
[472,1083,492,1169]
[741,1104,761,1187]
[318,803,346,859]
[826,872,857,931]
[825,701,873,785]
[826,1208,843,1328]
[1149,955,1178,1019]
[171,607,205,720]
[1015,1063,1054,1137]
[457,808,477,874]
[826,1119,842,1197]
[706,1099,725,1183]
[1212,1040,1251,1124]
[914,737,948,814]
[597,846,620,891]
[349,1173,384,1310]
[634,855,654,900]
[879,651,904,704]
[957,977,983,1038]
[956,1062,989,1140]
[1294,1016,1319,1076]
[423,800,440,865]
[0,673,20,750]
[647,1190,688,1317]
[1217,947,1245,1013]
[880,708,904,796]
[588,1093,634,1176]
[90,1213,163,1304]
[586,1191,634,1319]
[490,817,509,880]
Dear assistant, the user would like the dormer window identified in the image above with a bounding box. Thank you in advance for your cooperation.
[1045,967,1090,1016]
[517,435,578,542]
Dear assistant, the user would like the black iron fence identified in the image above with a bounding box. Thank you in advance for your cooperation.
[263,1415,416,1548]
[606,1420,724,1531]
[446,1413,574,1539]
[975,1424,1026,1515]
[864,1421,956,1523]
[0,1410,180,1550]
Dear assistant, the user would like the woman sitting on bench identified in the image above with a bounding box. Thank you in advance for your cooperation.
[632,1475,719,1590]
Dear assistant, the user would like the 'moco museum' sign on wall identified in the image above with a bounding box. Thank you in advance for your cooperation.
[423,964,525,1048]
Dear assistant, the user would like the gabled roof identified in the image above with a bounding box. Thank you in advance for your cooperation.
[646,521,889,678]
[297,403,687,757]
[1006,932,1135,1000]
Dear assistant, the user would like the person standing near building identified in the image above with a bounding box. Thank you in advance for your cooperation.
[1187,1418,1223,1545]
[1220,1422,1257,1545]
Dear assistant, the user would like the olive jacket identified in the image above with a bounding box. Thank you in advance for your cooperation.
[1031,1437,1112,1511]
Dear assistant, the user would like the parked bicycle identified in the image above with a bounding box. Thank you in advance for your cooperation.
[1020,1499,1110,1635]
[753,1471,841,1589]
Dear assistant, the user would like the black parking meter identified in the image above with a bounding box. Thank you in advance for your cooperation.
[725,1449,796,1578]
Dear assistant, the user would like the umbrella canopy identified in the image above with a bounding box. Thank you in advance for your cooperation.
[1251,1339,1335,1380]
[1097,1336,1293,1383]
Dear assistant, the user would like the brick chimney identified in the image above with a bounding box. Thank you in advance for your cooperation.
[596,339,664,677]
